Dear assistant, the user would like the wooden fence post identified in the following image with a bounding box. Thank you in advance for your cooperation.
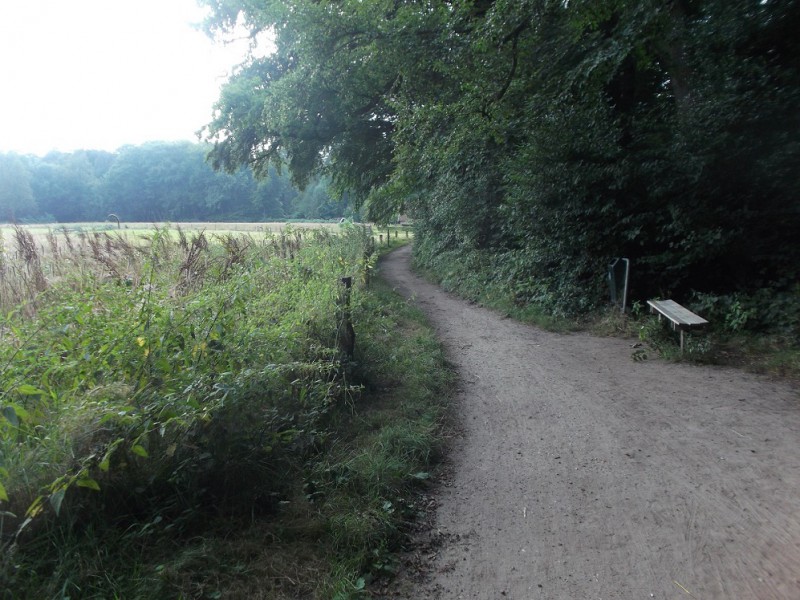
[338,276,355,358]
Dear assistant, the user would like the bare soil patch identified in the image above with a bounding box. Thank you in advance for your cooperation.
[379,245,800,600]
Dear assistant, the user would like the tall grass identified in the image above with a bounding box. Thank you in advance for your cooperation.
[0,224,448,599]
[0,223,391,596]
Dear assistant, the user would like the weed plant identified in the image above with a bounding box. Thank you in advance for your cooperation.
[0,223,452,598]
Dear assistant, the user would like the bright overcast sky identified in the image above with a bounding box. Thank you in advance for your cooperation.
[0,0,250,156]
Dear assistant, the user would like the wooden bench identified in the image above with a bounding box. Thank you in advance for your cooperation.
[647,299,709,352]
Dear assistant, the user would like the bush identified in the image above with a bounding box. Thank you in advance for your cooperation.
[0,225,375,596]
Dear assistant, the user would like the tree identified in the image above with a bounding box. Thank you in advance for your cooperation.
[6,141,329,225]
[291,176,343,219]
[0,153,38,221]
[251,164,295,220]
[98,142,254,221]
[202,0,800,314]
[29,152,102,222]
[493,0,800,307]
[201,0,455,211]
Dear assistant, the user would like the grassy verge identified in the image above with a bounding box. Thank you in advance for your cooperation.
[410,246,799,379]
[596,308,800,378]
[0,225,449,599]
[409,247,578,333]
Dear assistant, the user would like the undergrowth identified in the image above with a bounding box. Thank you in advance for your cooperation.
[588,299,800,378]
[0,224,450,599]
[411,243,799,379]
[410,246,576,332]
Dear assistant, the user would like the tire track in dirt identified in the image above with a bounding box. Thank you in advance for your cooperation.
[380,245,800,600]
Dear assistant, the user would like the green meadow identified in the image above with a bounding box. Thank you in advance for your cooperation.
[0,222,444,599]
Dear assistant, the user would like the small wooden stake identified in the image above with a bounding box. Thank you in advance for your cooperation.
[338,276,355,358]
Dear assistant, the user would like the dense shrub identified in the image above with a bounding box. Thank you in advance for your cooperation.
[0,225,377,595]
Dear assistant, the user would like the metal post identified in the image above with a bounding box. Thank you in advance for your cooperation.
[608,258,630,313]
[621,258,629,312]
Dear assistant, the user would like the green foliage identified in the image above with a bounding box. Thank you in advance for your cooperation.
[0,153,38,220]
[28,151,103,222]
[636,316,682,359]
[0,227,361,593]
[97,142,323,222]
[411,244,572,330]
[689,288,800,338]
[0,225,450,598]
[201,0,800,320]
[1,142,346,224]
[201,0,456,213]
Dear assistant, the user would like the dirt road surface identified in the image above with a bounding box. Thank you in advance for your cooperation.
[379,245,800,600]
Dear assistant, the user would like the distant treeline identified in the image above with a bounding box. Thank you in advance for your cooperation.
[0,141,351,223]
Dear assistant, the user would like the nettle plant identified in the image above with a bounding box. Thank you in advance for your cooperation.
[0,225,372,548]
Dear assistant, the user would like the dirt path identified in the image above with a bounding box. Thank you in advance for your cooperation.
[379,245,800,600]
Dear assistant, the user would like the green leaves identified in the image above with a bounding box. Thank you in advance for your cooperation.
[0,221,451,597]
[75,477,101,492]
[48,488,66,515]
[0,467,9,503]
[2,404,27,427]
[0,225,374,564]
[131,444,149,458]
[16,384,46,396]
[409,0,800,313]
[4,139,345,226]
[201,0,455,204]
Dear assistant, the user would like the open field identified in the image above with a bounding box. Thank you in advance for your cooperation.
[0,221,411,315]
[0,222,342,251]
[2,221,342,233]
[0,221,412,253]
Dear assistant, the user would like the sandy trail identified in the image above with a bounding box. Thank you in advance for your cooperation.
[379,245,800,600]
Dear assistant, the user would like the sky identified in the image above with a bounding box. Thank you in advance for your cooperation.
[0,0,251,156]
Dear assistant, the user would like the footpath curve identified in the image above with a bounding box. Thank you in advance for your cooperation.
[380,244,800,599]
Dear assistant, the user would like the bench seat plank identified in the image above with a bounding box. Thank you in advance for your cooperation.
[647,299,708,329]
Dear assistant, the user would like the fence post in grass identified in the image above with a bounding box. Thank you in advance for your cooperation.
[362,233,375,288]
[338,276,355,358]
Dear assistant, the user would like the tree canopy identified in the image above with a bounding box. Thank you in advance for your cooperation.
[0,153,38,221]
[202,0,800,314]
[0,142,347,224]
